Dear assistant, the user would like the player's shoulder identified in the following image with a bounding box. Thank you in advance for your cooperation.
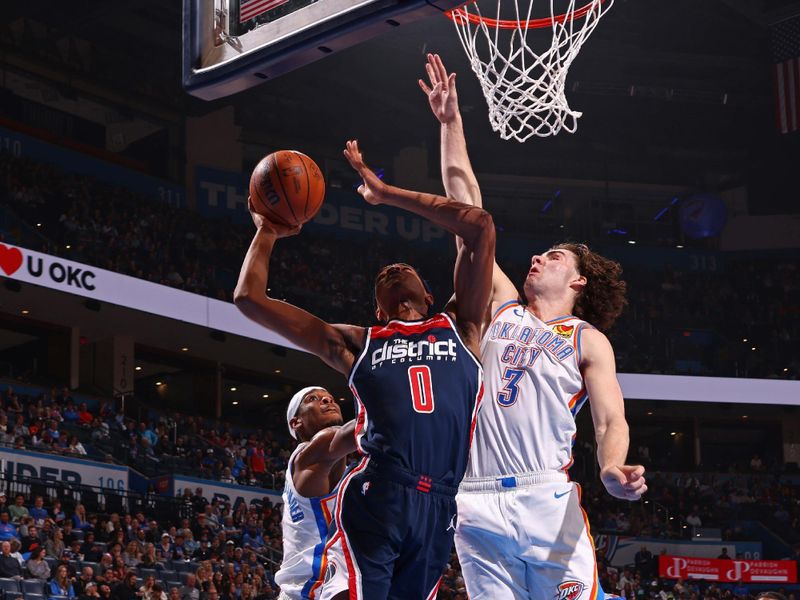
[576,325,613,365]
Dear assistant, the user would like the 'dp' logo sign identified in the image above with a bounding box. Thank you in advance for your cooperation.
[0,243,23,276]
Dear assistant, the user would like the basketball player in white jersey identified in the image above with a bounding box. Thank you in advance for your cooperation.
[275,386,355,600]
[419,54,646,600]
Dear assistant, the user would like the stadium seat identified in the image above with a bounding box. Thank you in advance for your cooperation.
[24,593,45,600]
[172,562,192,573]
[22,580,46,595]
[44,558,57,570]
[72,531,84,541]
[159,570,177,582]
[178,572,194,585]
[0,578,21,594]
[139,568,158,580]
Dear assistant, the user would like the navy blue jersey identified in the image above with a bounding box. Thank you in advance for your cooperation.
[348,312,483,487]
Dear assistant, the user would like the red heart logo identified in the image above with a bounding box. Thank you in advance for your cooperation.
[0,243,23,276]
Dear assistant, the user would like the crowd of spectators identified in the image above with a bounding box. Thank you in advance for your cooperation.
[0,385,291,492]
[2,382,799,599]
[1,152,798,380]
[0,484,282,600]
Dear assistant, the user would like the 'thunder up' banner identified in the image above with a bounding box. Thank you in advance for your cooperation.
[659,555,797,583]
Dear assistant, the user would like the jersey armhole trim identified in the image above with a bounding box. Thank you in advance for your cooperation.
[492,299,520,321]
[347,327,372,387]
[575,322,596,366]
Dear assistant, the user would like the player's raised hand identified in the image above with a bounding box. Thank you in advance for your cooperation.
[343,140,387,206]
[600,464,647,501]
[248,197,302,238]
[418,53,459,124]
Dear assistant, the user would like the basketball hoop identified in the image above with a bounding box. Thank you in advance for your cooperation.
[446,0,613,141]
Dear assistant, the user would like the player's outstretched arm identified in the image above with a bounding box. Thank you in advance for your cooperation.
[343,140,494,354]
[294,420,357,470]
[582,329,647,501]
[233,202,362,376]
[420,53,518,313]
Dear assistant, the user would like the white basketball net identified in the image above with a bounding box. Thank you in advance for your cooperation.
[449,0,613,141]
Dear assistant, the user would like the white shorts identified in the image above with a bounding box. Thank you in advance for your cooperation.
[277,538,349,600]
[316,532,350,600]
[454,472,604,600]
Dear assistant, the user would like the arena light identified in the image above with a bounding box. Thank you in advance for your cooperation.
[785,368,789,372]
[135,366,142,371]
[670,432,677,436]
[20,309,29,315]
[262,394,269,398]
[676,245,684,249]
[230,387,237,392]
[155,381,163,386]
[274,369,281,374]
[181,347,189,352]
[36,223,41,227]
[742,415,748,419]
[232,401,239,406]
[742,338,748,342]
[751,347,756,351]
[628,240,636,245]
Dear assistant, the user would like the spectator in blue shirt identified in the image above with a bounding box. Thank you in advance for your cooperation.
[72,503,92,530]
[63,402,79,422]
[241,527,264,553]
[0,512,17,541]
[30,496,49,525]
[50,564,76,597]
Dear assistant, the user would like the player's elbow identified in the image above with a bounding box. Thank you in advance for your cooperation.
[465,209,496,248]
[233,290,258,315]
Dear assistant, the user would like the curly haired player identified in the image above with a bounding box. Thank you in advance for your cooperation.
[419,54,646,600]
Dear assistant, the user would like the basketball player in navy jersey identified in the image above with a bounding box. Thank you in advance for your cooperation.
[275,386,355,600]
[419,55,645,600]
[234,140,494,600]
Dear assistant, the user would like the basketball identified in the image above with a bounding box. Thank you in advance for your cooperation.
[249,150,325,227]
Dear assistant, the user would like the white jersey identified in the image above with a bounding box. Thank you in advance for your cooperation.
[464,301,593,479]
[274,444,338,600]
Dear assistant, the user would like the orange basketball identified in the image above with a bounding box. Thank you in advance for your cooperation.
[249,150,325,227]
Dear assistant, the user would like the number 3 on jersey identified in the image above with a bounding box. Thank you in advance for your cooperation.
[408,365,435,413]
[497,367,524,407]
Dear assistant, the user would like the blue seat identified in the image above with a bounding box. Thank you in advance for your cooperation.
[0,578,22,594]
[80,562,99,575]
[160,571,177,582]
[22,580,46,595]
[24,593,45,600]
[139,568,158,580]
[172,562,192,573]
[178,572,193,585]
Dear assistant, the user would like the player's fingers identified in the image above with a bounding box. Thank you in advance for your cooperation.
[624,477,646,491]
[434,54,449,84]
[418,79,432,95]
[448,72,457,90]
[425,62,438,85]
[627,465,646,479]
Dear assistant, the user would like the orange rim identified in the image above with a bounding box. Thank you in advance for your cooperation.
[445,0,606,29]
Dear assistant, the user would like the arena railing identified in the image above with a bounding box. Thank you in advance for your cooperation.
[0,471,185,522]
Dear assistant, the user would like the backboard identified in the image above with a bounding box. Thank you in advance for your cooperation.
[183,0,464,100]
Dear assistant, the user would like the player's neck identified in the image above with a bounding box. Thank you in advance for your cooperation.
[384,300,428,322]
[525,295,574,323]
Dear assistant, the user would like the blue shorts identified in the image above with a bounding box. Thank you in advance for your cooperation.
[323,456,457,600]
